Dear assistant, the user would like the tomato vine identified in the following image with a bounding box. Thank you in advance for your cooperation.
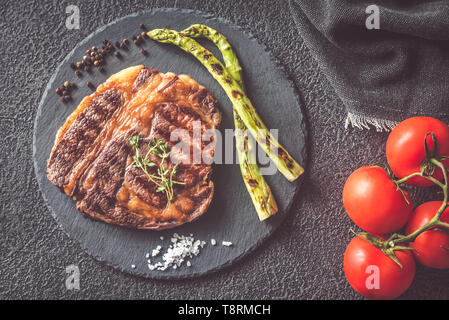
[355,132,449,268]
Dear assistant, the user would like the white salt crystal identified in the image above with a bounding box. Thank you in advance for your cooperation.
[147,233,205,271]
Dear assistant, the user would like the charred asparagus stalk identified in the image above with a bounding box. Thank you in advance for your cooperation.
[181,24,244,88]
[148,28,304,182]
[181,24,278,220]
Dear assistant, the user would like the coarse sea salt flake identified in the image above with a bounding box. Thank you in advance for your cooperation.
[222,241,233,247]
[152,247,161,257]
[147,233,206,271]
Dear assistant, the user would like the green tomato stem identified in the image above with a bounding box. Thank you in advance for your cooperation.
[388,158,448,247]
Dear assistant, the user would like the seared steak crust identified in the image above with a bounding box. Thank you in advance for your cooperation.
[47,66,221,229]
[47,89,122,191]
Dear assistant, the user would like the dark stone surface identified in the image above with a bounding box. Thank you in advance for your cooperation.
[33,8,306,279]
[1,0,448,299]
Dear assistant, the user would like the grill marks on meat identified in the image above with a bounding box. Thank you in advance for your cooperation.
[47,89,122,191]
[132,67,159,92]
[158,75,179,93]
[47,65,221,229]
[77,136,130,215]
[125,104,214,210]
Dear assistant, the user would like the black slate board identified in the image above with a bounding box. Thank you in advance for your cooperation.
[33,8,307,279]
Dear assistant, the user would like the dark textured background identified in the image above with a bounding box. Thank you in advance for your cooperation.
[1,0,448,300]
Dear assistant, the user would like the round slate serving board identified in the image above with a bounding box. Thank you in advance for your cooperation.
[33,8,307,279]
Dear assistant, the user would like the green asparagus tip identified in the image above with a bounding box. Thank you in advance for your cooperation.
[147,28,172,41]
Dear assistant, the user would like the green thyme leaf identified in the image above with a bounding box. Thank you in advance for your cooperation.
[153,148,161,157]
[129,135,140,148]
[129,136,185,207]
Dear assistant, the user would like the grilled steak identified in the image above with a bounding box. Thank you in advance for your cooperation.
[47,65,221,229]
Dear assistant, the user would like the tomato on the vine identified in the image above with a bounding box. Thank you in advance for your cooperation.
[386,117,449,187]
[343,166,413,235]
[405,201,449,269]
[344,236,416,300]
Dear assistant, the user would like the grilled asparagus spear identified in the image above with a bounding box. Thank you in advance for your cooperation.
[181,24,244,88]
[148,28,304,182]
[181,24,278,220]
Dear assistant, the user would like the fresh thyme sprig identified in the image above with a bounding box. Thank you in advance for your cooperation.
[129,135,184,207]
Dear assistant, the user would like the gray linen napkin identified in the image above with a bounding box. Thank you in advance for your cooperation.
[289,0,449,131]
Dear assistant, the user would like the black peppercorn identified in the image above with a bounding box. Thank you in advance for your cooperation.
[70,63,76,70]
[75,70,82,77]
[114,51,122,58]
[139,23,145,30]
[123,38,129,44]
[86,81,95,89]
[56,88,62,95]
[140,48,147,55]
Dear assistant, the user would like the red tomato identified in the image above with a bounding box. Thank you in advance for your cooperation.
[343,166,413,234]
[386,117,449,187]
[405,201,449,269]
[344,236,416,300]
